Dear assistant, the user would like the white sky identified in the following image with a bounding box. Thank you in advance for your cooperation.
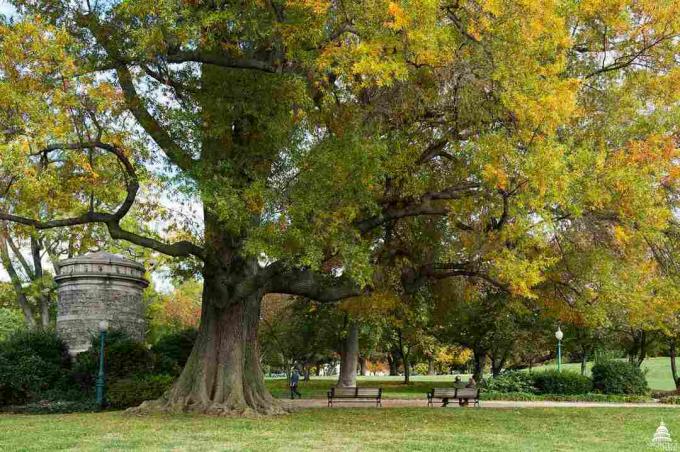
[0,1,15,17]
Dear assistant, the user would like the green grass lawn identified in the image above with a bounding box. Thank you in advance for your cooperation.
[267,356,676,399]
[530,356,675,391]
[266,375,456,399]
[0,408,675,451]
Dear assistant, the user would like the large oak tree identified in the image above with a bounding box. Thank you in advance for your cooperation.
[1,0,679,415]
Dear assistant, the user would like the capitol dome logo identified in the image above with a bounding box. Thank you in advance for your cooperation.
[652,421,676,450]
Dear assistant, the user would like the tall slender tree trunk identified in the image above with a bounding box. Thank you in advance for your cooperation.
[337,320,359,387]
[427,357,435,375]
[580,346,589,376]
[472,349,487,382]
[359,356,367,376]
[670,341,679,390]
[387,353,398,376]
[397,330,410,384]
[0,234,37,330]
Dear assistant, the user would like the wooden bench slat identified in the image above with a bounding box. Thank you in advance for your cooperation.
[431,388,457,397]
[456,388,479,398]
[427,387,480,407]
[327,387,383,407]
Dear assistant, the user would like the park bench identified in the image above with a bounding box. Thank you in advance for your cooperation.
[327,387,382,407]
[427,388,480,407]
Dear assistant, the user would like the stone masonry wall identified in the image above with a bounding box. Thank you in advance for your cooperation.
[55,254,148,354]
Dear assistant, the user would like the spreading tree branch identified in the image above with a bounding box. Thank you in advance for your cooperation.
[1,141,205,260]
[355,182,480,233]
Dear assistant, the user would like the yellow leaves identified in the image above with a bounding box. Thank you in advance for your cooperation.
[577,0,631,31]
[339,290,401,319]
[491,249,556,298]
[316,0,457,89]
[482,163,508,190]
[386,2,409,30]
[287,0,330,15]
[612,225,631,247]
[435,346,472,368]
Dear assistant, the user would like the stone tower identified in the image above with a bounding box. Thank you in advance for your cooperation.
[55,252,149,354]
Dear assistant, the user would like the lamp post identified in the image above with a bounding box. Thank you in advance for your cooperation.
[555,327,564,373]
[95,320,109,408]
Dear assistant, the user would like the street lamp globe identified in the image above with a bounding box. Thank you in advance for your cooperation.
[98,320,109,333]
[555,327,563,341]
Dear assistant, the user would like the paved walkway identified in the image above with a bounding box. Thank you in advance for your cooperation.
[283,398,680,409]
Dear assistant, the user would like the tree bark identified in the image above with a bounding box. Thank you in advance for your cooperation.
[0,234,37,330]
[387,353,398,376]
[580,347,588,376]
[671,340,679,390]
[427,357,436,375]
[472,349,487,382]
[359,356,368,376]
[135,268,283,415]
[397,330,410,384]
[337,320,359,387]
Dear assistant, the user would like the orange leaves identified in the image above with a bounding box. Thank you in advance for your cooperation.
[386,2,409,30]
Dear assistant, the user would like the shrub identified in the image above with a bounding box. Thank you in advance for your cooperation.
[659,395,680,405]
[413,363,429,376]
[0,331,71,406]
[532,370,593,395]
[72,330,154,390]
[591,360,648,395]
[481,391,650,403]
[107,374,174,409]
[483,371,536,393]
[0,400,100,414]
[0,329,70,368]
[151,328,197,375]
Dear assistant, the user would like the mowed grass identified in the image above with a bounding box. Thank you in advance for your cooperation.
[266,356,677,398]
[266,375,456,399]
[0,408,675,451]
[531,356,676,391]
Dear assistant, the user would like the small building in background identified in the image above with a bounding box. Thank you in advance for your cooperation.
[55,252,148,354]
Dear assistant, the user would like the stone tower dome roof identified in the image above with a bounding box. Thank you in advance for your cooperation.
[57,252,145,271]
[55,252,148,288]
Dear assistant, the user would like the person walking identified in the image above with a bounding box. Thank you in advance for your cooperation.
[290,368,302,399]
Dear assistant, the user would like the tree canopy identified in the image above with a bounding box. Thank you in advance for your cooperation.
[0,0,679,414]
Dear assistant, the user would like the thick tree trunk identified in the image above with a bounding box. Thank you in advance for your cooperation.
[337,320,359,387]
[135,279,282,415]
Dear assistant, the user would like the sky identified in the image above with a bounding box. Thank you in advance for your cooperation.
[0,1,15,17]
[0,2,190,292]
[0,3,13,283]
